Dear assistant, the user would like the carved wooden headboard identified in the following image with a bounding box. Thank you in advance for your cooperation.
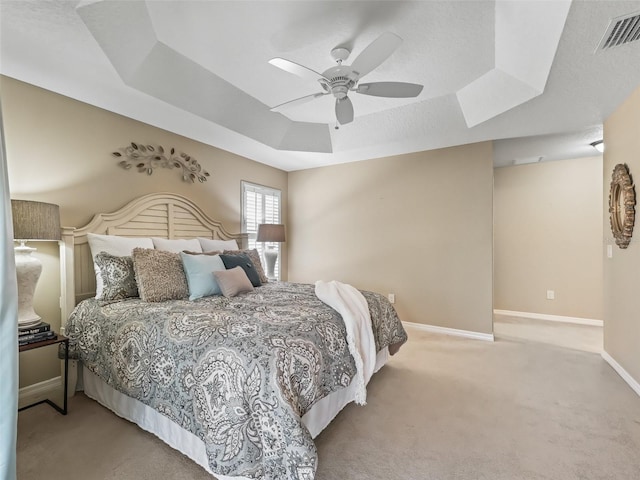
[60,192,247,330]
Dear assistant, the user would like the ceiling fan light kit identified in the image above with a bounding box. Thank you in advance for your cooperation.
[330,47,350,63]
[269,32,424,125]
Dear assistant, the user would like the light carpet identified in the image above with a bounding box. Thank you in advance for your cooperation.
[17,327,640,479]
[493,314,603,353]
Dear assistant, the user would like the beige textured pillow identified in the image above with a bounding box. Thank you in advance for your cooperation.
[132,248,189,302]
[223,248,268,284]
[213,266,254,298]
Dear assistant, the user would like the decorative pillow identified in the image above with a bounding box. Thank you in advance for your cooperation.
[152,237,202,253]
[223,248,268,284]
[219,253,261,287]
[94,252,138,302]
[87,233,154,298]
[198,238,239,252]
[180,252,226,300]
[182,250,222,256]
[213,266,254,298]
[131,248,189,302]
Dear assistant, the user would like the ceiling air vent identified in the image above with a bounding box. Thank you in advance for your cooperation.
[598,11,640,50]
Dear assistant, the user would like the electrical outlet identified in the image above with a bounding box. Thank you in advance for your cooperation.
[607,245,613,258]
[546,290,555,300]
[388,293,395,304]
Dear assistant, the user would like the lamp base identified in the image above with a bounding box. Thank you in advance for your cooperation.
[15,244,43,328]
[263,247,278,280]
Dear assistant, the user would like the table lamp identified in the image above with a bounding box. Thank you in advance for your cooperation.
[11,200,61,328]
[256,223,285,280]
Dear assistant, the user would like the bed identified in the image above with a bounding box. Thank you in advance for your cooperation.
[60,192,407,480]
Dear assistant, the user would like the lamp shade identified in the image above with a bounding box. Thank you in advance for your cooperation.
[256,223,285,243]
[11,200,61,241]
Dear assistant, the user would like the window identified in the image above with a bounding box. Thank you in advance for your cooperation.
[241,181,282,279]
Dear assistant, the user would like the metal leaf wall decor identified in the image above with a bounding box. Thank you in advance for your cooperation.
[113,143,210,183]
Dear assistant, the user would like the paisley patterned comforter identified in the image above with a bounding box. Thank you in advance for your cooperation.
[65,281,407,479]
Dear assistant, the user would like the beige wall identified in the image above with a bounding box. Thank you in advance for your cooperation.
[288,142,494,334]
[494,157,603,319]
[1,76,288,387]
[5,76,494,383]
[603,83,640,386]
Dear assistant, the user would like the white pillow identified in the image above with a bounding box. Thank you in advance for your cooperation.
[152,237,202,253]
[87,233,154,298]
[198,237,239,252]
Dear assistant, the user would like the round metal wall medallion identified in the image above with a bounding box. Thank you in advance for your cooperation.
[609,163,636,249]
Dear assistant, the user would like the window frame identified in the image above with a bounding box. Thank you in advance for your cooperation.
[240,181,282,279]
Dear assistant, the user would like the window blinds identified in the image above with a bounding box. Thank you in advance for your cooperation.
[241,181,281,278]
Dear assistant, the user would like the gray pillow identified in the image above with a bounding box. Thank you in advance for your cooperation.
[213,266,254,298]
[223,248,269,284]
[94,252,138,302]
[219,253,261,287]
[132,248,189,302]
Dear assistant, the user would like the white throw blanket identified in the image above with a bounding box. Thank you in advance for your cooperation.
[314,280,376,405]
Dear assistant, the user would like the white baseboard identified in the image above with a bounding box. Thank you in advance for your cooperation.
[494,309,603,327]
[601,350,640,397]
[403,321,494,342]
[19,377,61,408]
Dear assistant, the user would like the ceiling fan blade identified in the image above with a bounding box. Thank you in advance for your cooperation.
[270,92,327,112]
[350,32,403,79]
[335,97,354,125]
[268,57,329,83]
[356,82,424,98]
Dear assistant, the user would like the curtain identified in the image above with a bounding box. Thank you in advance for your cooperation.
[0,100,18,479]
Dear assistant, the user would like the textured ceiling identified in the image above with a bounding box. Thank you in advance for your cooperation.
[1,0,640,171]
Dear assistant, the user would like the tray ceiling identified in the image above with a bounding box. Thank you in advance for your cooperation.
[1,0,640,171]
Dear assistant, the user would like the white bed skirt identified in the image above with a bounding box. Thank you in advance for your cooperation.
[82,347,390,479]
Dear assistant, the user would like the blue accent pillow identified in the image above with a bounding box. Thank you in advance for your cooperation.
[180,252,226,300]
[219,253,262,287]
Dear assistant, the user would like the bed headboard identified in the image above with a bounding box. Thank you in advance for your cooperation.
[60,192,247,329]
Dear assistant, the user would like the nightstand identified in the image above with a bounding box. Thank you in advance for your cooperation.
[18,334,69,415]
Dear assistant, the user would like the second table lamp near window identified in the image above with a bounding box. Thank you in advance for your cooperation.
[256,223,285,280]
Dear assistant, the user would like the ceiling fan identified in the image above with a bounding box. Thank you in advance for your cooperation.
[268,32,423,126]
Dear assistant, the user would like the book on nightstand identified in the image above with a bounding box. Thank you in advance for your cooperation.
[18,321,51,338]
[19,331,56,346]
[18,323,55,346]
